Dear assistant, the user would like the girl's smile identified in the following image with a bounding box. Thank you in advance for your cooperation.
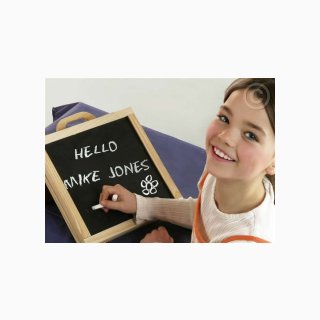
[211,145,236,162]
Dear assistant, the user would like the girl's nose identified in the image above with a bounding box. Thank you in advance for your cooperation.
[218,129,237,147]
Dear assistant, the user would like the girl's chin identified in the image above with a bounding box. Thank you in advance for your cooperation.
[205,159,237,180]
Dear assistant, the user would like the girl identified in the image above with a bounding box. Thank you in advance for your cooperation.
[99,78,275,243]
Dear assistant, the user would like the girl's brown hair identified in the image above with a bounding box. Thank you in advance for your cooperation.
[224,78,275,193]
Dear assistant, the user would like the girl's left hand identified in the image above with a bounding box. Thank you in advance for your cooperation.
[140,226,174,243]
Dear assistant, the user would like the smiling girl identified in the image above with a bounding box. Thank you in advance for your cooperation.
[100,78,275,243]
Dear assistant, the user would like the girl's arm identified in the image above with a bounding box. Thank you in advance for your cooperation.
[136,194,196,229]
[99,184,196,229]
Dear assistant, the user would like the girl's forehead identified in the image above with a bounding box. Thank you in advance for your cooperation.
[223,90,274,133]
[226,89,266,109]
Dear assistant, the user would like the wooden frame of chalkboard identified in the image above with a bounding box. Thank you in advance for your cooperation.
[45,107,182,243]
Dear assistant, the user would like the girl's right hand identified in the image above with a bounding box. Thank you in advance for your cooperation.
[99,184,137,214]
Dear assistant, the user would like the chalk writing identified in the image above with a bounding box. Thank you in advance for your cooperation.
[64,170,101,190]
[64,136,152,190]
[63,158,151,190]
[141,175,159,195]
[108,159,150,178]
[75,141,118,159]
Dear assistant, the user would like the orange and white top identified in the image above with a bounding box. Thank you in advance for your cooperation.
[136,173,275,243]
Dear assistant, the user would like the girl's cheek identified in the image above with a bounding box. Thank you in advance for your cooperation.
[206,121,220,142]
[238,145,264,166]
[237,146,250,162]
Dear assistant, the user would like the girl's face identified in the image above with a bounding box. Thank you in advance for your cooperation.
[205,89,275,183]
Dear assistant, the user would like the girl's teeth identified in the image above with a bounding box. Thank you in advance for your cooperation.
[214,147,233,161]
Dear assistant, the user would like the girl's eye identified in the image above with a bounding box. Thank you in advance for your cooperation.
[217,114,229,123]
[244,132,258,142]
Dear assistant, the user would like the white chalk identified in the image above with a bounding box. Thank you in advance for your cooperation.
[91,203,104,210]
[91,194,119,211]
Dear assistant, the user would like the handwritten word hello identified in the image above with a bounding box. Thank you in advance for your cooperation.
[74,141,118,160]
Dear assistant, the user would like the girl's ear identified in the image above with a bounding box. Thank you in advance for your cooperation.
[266,161,275,175]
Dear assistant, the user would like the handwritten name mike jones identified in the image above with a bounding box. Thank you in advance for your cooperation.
[63,140,150,190]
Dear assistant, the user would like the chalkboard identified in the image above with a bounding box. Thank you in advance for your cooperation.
[45,108,181,243]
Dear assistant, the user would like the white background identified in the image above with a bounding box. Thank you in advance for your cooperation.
[1,1,320,320]
[46,78,235,147]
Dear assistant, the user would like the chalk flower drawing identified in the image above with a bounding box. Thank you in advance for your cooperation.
[141,175,159,196]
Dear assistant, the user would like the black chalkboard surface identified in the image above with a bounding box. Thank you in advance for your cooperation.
[45,108,181,242]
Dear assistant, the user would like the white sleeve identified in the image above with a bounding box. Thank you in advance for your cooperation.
[135,195,197,229]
